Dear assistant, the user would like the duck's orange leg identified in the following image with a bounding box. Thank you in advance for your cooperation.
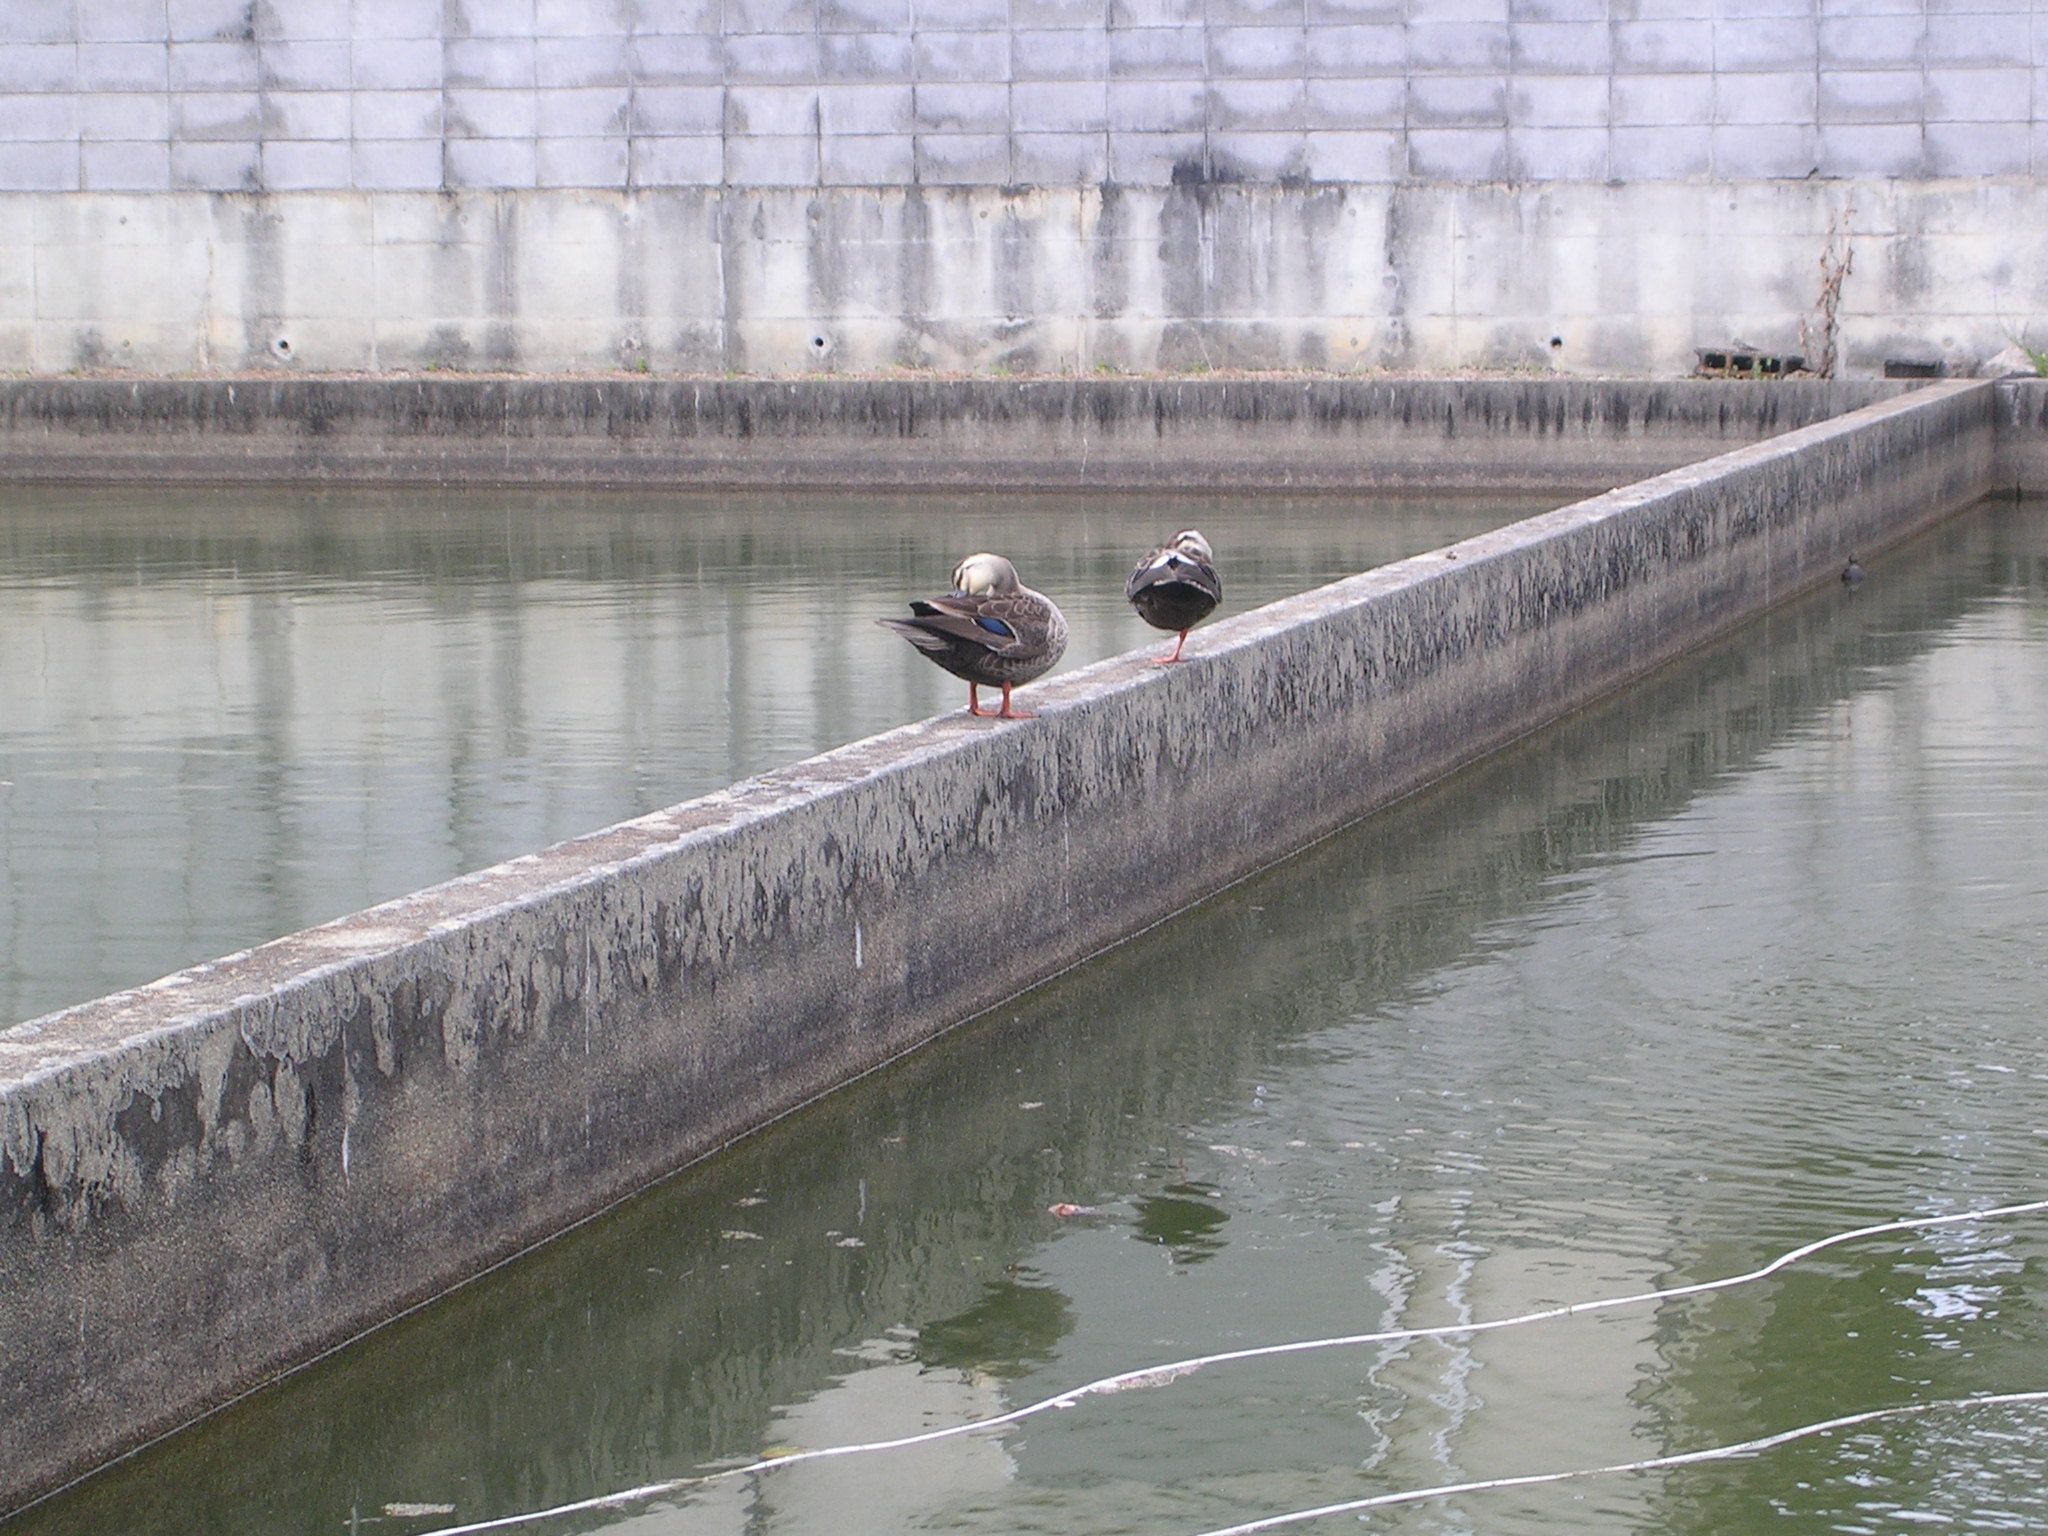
[1151,631,1189,666]
[994,682,1035,720]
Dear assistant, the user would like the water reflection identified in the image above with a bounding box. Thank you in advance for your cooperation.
[0,486,1535,1025]
[10,501,2048,1536]
[1131,1186,1229,1267]
[916,1277,1074,1379]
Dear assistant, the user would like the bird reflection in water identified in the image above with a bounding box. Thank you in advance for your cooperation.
[1131,1183,1228,1266]
[915,1275,1074,1379]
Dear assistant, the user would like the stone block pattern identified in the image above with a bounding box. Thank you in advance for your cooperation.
[1,2,2043,190]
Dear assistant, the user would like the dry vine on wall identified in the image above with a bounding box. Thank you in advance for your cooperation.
[1800,205,1855,379]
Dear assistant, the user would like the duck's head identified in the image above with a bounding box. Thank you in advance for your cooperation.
[1168,530,1214,563]
[953,552,1021,595]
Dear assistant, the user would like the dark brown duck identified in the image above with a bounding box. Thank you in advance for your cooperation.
[879,552,1070,720]
[1126,529,1222,665]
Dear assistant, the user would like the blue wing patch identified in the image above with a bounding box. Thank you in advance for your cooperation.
[975,616,1015,637]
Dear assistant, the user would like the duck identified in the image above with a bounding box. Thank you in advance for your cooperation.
[1126,529,1222,665]
[879,552,1069,720]
[1842,555,1865,587]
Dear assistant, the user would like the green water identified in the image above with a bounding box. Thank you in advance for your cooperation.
[0,487,1535,1026]
[9,498,2048,1535]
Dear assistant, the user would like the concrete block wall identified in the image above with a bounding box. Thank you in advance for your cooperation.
[2,3,2045,375]
[1,0,2042,194]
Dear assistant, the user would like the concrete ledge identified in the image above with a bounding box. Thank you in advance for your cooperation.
[0,378,1998,1513]
[0,376,1910,493]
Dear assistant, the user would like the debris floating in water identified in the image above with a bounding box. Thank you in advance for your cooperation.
[1098,1362,1200,1393]
[1048,1202,1100,1218]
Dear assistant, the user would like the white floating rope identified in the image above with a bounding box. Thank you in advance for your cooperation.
[1190,1389,2048,1536]
[408,1197,2048,1536]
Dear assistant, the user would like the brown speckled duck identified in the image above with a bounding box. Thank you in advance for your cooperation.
[879,552,1069,720]
[1126,529,1222,665]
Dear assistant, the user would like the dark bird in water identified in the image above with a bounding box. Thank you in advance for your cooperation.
[1842,555,1865,586]
[879,552,1069,720]
[1126,529,1222,665]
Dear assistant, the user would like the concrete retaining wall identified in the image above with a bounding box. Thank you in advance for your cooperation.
[0,375,1908,491]
[6,1,2047,377]
[1995,378,2048,495]
[0,378,1999,1514]
[5,180,2046,378]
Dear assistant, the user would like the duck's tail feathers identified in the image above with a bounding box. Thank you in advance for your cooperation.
[877,616,957,656]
